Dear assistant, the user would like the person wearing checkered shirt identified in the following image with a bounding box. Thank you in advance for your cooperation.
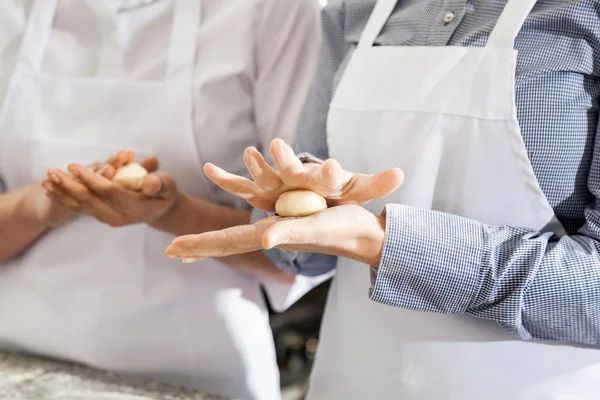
[167,0,600,398]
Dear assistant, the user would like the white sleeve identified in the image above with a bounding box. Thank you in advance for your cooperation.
[252,0,322,161]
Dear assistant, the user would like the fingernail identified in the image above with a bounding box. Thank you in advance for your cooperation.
[246,153,260,170]
[183,257,199,264]
[165,254,176,259]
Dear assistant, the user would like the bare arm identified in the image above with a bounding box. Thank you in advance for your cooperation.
[0,184,54,262]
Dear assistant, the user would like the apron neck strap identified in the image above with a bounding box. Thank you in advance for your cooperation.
[165,0,201,84]
[357,0,398,49]
[16,0,200,82]
[357,0,537,50]
[16,0,58,74]
[486,0,538,49]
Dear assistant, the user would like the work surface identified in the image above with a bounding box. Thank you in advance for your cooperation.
[0,351,226,400]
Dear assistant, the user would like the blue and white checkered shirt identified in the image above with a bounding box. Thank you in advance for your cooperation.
[252,0,600,345]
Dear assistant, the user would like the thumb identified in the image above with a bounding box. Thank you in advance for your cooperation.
[262,218,310,250]
[339,167,404,205]
[142,172,177,199]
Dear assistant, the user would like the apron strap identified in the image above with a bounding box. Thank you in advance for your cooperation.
[165,0,201,84]
[16,0,58,74]
[357,0,399,49]
[486,0,538,49]
[83,0,125,77]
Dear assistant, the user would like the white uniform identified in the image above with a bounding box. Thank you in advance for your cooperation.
[309,0,600,399]
[0,0,322,398]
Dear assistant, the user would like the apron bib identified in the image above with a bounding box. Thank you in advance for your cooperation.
[0,1,279,398]
[308,0,600,399]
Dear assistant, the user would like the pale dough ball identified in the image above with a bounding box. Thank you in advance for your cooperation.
[112,162,148,191]
[275,190,327,217]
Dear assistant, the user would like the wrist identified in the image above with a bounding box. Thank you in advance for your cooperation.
[149,191,252,236]
[363,215,386,267]
[11,184,61,230]
[345,212,385,267]
[148,190,187,232]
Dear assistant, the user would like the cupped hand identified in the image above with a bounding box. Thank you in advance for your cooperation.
[165,204,386,267]
[42,150,180,227]
[204,139,404,212]
[35,161,107,227]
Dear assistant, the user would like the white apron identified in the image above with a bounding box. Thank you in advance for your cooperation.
[309,0,600,399]
[0,1,281,398]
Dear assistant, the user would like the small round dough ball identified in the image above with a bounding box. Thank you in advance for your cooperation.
[112,162,148,191]
[275,190,327,217]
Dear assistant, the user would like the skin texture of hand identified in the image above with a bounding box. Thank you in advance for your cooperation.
[165,204,387,267]
[205,138,404,212]
[41,150,295,284]
[165,138,401,267]
[42,150,179,228]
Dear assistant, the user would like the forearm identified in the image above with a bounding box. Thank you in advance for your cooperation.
[151,192,251,237]
[371,204,600,345]
[0,185,50,262]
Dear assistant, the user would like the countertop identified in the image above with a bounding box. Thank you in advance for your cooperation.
[0,351,227,400]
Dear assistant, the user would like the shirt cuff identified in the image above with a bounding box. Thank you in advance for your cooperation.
[369,204,485,315]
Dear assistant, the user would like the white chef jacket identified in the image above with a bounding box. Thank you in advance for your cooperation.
[0,0,321,398]
[0,0,320,187]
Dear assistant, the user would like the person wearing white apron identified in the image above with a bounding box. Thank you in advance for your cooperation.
[0,0,326,398]
[166,0,600,398]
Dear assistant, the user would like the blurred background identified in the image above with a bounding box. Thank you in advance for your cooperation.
[269,281,331,400]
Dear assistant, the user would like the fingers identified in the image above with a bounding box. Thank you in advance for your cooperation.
[106,150,136,169]
[243,147,281,191]
[204,163,261,200]
[308,158,348,192]
[270,139,306,186]
[141,172,177,199]
[139,156,159,173]
[47,168,122,219]
[66,164,121,198]
[99,164,116,179]
[262,217,308,250]
[333,167,404,205]
[165,223,265,259]
[368,167,405,198]
[42,180,81,210]
[48,168,95,205]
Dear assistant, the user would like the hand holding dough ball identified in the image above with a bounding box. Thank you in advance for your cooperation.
[112,162,148,191]
[275,190,327,217]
